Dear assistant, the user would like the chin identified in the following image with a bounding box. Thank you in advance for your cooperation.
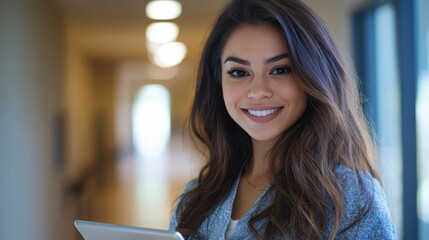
[249,132,282,143]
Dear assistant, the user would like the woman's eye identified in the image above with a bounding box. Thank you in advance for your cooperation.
[271,66,291,75]
[227,69,248,78]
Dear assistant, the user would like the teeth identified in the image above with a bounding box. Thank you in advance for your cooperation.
[247,108,279,117]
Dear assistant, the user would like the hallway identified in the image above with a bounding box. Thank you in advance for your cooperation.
[76,132,202,235]
[2,0,427,239]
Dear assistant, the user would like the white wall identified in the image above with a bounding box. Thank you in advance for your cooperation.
[0,0,67,239]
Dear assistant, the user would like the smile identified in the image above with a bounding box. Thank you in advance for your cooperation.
[246,107,282,117]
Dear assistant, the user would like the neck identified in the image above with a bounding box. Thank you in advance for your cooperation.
[247,139,275,178]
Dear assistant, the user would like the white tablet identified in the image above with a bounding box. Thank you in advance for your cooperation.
[74,220,184,240]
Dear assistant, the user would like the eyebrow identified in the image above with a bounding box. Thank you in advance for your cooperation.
[265,53,289,64]
[223,53,289,65]
[223,56,250,65]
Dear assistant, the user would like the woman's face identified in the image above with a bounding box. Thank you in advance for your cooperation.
[221,24,307,143]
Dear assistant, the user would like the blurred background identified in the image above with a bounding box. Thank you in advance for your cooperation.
[0,0,427,239]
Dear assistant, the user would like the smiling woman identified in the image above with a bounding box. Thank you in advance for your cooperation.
[221,25,307,143]
[169,0,396,239]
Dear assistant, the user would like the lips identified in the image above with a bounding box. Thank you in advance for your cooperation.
[242,107,283,123]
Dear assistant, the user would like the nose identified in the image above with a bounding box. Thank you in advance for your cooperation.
[247,77,273,99]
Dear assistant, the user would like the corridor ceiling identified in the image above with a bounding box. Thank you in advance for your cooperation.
[55,0,229,62]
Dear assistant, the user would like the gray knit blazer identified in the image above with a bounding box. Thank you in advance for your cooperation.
[170,166,396,239]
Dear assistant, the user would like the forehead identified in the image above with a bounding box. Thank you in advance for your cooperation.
[222,24,289,60]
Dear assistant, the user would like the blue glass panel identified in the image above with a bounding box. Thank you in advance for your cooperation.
[417,0,429,239]
[374,4,403,237]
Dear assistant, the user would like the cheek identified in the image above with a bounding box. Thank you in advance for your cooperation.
[296,95,308,116]
[222,86,235,112]
[281,80,306,100]
[222,81,242,116]
[280,81,308,113]
[289,87,307,103]
[292,91,308,117]
[222,80,235,102]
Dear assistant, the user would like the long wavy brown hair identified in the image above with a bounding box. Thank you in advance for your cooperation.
[174,0,380,239]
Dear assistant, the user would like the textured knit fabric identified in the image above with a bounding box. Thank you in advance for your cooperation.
[169,166,396,239]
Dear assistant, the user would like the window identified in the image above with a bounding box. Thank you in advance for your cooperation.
[417,0,429,238]
[374,4,403,236]
[352,0,428,238]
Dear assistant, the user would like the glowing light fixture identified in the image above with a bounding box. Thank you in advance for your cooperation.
[133,85,171,158]
[146,22,179,44]
[146,41,163,54]
[146,0,182,20]
[152,42,187,68]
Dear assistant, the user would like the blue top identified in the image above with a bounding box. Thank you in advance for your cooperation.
[170,166,396,239]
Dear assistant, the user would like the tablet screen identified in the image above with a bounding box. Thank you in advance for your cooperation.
[74,220,184,240]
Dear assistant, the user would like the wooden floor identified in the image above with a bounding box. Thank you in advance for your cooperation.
[77,133,202,233]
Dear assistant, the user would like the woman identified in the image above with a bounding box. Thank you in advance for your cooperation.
[170,0,396,239]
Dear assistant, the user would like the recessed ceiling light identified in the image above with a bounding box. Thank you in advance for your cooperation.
[146,0,182,20]
[152,42,187,68]
[146,22,179,44]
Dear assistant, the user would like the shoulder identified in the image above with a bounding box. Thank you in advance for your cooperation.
[181,178,199,193]
[334,166,396,239]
